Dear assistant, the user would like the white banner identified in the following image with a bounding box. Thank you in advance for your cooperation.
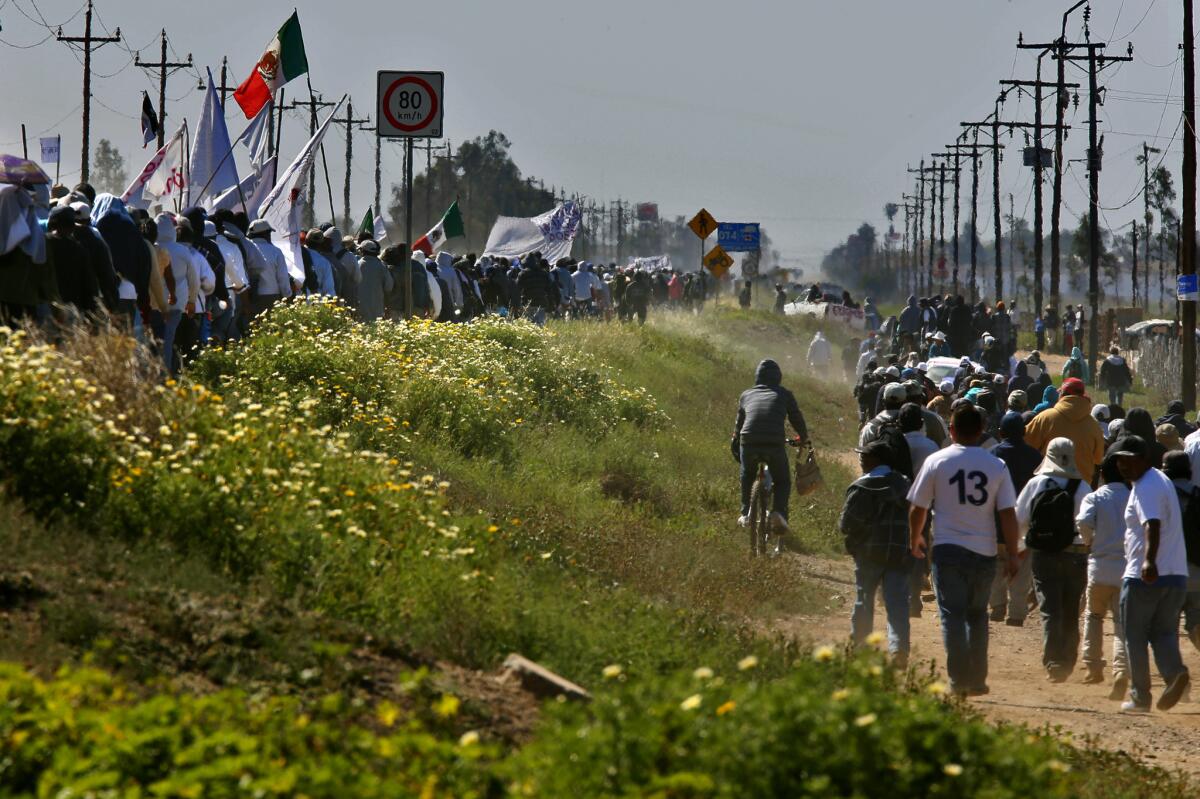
[483,201,582,263]
[121,122,188,209]
[39,137,59,165]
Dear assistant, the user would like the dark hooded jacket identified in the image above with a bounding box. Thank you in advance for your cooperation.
[1155,400,1196,440]
[1008,360,1033,396]
[991,411,1042,494]
[735,359,808,446]
[839,467,913,566]
[898,295,921,334]
[91,194,151,308]
[1122,408,1167,468]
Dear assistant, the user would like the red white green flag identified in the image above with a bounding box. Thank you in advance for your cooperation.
[234,12,309,119]
[413,201,465,255]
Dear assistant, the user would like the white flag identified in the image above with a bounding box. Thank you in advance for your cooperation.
[236,104,272,174]
[39,137,59,165]
[189,68,240,208]
[373,210,388,243]
[483,201,582,264]
[259,96,346,281]
[121,122,188,209]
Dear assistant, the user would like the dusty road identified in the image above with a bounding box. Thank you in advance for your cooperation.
[774,553,1200,778]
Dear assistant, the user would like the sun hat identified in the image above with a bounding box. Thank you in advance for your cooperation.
[1034,437,1083,480]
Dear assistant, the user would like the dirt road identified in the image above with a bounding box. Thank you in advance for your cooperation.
[775,553,1200,778]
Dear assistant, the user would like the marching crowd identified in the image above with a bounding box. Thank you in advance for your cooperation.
[0,181,715,373]
[841,298,1199,712]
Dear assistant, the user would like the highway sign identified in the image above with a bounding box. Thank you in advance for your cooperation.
[377,71,444,138]
[703,245,734,277]
[718,222,760,252]
[1179,273,1198,302]
[688,208,718,240]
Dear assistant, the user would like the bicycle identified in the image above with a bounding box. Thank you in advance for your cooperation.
[746,438,802,558]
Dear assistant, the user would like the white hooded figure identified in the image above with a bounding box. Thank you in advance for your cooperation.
[435,251,463,310]
[156,213,197,313]
[807,330,832,369]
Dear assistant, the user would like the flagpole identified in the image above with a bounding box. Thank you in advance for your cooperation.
[179,121,190,214]
[55,135,61,184]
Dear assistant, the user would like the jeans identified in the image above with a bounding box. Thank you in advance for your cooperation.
[161,309,182,375]
[989,550,1034,621]
[1121,579,1188,708]
[931,544,997,693]
[739,443,790,520]
[1032,550,1089,674]
[1184,563,1200,634]
[1082,581,1127,678]
[852,556,911,656]
[1108,389,1125,407]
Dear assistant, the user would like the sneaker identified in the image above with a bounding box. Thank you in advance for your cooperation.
[1157,672,1191,711]
[1047,669,1068,684]
[736,515,749,528]
[1082,669,1105,685]
[1005,618,1025,627]
[1120,700,1151,714]
[769,512,790,535]
[967,685,990,697]
[1109,674,1129,701]
[989,608,1005,622]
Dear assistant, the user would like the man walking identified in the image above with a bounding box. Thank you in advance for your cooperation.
[909,404,1020,697]
[1112,436,1191,713]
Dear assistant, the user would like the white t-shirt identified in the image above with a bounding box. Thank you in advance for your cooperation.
[904,431,939,476]
[908,444,1017,557]
[1184,428,1200,490]
[1123,467,1190,580]
[1015,474,1091,549]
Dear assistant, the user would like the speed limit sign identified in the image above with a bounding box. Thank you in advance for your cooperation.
[377,71,444,138]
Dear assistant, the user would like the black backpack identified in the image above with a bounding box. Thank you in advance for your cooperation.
[1025,479,1082,552]
[874,418,914,480]
[1173,486,1200,567]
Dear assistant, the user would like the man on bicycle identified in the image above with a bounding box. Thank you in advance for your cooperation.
[733,359,809,533]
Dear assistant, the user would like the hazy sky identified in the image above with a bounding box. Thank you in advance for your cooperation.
[0,1,1190,271]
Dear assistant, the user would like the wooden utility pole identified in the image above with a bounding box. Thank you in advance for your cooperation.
[212,56,237,107]
[135,30,195,150]
[1055,32,1134,383]
[1183,0,1197,408]
[56,0,121,184]
[1132,221,1139,307]
[908,162,926,295]
[948,139,1001,302]
[1142,142,1161,311]
[333,98,372,230]
[932,151,965,294]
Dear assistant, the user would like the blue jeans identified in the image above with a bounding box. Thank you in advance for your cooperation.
[1031,550,1089,674]
[931,544,997,693]
[1121,579,1188,708]
[161,309,182,375]
[853,556,911,656]
[739,443,790,520]
[1108,389,1125,407]
[1183,563,1200,634]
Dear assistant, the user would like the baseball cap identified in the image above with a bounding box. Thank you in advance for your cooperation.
[247,219,273,236]
[1110,434,1148,459]
[883,383,908,403]
[854,440,893,462]
[1061,377,1086,397]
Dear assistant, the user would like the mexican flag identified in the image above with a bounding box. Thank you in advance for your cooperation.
[358,207,389,243]
[233,12,308,119]
[413,201,465,255]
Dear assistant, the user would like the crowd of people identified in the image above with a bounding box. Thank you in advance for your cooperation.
[0,181,718,372]
[842,318,1200,712]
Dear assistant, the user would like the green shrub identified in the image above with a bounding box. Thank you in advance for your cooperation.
[0,662,499,797]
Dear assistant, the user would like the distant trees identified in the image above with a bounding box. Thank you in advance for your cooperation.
[821,222,892,296]
[91,140,127,195]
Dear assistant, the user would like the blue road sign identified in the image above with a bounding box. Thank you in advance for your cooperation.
[1179,273,1198,302]
[717,222,760,252]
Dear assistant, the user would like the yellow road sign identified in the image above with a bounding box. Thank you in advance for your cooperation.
[703,245,734,278]
[688,208,718,240]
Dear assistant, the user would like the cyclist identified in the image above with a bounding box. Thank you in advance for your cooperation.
[733,359,809,534]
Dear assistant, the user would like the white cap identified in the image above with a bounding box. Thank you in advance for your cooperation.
[247,219,273,236]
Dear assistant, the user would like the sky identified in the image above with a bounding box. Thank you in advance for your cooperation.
[0,0,1191,274]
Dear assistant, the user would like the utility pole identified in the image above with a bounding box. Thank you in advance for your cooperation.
[56,0,121,184]
[1001,60,1079,316]
[909,161,926,295]
[285,93,335,228]
[1142,142,1161,311]
[948,138,1000,302]
[1132,220,1139,307]
[1184,0,1197,409]
[910,162,948,293]
[932,152,965,294]
[1009,192,1016,293]
[135,29,195,150]
[333,98,372,231]
[213,56,237,107]
[1055,27,1134,383]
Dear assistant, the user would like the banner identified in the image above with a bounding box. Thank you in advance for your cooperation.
[483,201,582,263]
[39,137,59,164]
[121,122,188,209]
[189,67,241,208]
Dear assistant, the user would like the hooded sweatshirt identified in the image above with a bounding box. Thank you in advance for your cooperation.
[1032,384,1059,415]
[734,359,808,446]
[898,295,921,333]
[1008,360,1033,395]
[1121,407,1168,468]
[1024,393,1105,480]
[1098,353,1132,391]
[1155,400,1197,439]
[807,331,832,366]
[436,251,463,310]
[1062,346,1090,382]
[155,214,197,313]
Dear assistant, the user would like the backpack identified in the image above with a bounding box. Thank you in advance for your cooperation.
[1064,359,1084,380]
[1173,486,1200,567]
[873,418,914,480]
[1025,478,1082,552]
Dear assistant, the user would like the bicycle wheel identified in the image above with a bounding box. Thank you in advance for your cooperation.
[749,473,771,557]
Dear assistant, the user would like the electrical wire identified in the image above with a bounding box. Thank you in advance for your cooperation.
[0,30,52,48]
